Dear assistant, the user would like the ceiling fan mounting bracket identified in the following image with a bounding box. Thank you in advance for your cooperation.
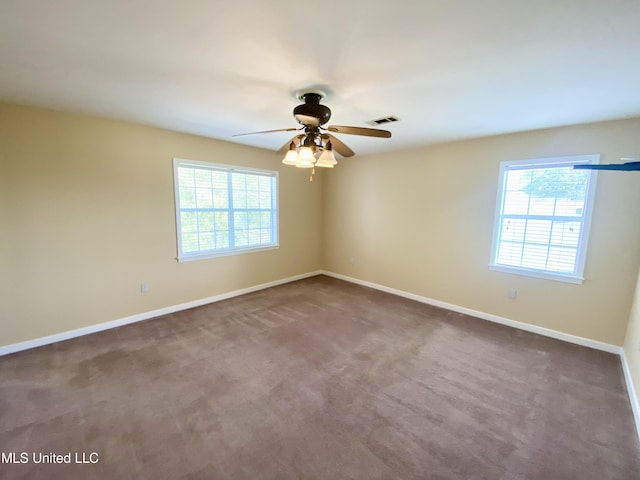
[294,89,327,101]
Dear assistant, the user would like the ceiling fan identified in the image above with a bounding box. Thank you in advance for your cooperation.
[233,89,392,171]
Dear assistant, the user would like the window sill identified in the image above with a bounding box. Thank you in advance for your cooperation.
[177,244,279,262]
[488,264,584,284]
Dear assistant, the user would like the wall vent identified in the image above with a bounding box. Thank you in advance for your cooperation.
[366,115,400,126]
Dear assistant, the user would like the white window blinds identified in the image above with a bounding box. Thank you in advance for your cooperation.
[173,158,278,261]
[490,155,598,283]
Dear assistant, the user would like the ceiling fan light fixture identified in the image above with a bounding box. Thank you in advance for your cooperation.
[315,141,337,168]
[296,145,315,168]
[236,92,391,178]
[296,158,315,168]
[298,145,315,161]
[282,142,299,165]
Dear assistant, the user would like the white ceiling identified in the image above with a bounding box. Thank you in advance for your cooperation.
[2,0,640,157]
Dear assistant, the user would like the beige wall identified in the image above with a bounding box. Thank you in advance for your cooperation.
[623,266,640,423]
[0,103,324,346]
[323,119,640,346]
[2,103,639,351]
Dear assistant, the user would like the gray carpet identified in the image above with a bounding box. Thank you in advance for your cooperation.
[1,275,639,479]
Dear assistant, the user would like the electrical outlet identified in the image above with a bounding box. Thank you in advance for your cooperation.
[508,288,517,300]
[140,283,149,293]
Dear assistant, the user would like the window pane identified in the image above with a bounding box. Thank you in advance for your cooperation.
[259,176,271,190]
[524,219,551,245]
[196,188,213,208]
[528,196,554,216]
[213,188,228,208]
[247,229,261,245]
[199,232,215,250]
[248,212,261,229]
[547,247,577,273]
[521,244,548,269]
[501,218,525,242]
[178,168,195,188]
[234,212,247,229]
[505,169,532,192]
[194,169,212,188]
[198,212,214,231]
[246,174,260,189]
[181,232,199,253]
[215,231,229,249]
[179,187,196,208]
[503,191,529,215]
[260,229,272,243]
[215,231,230,248]
[232,189,247,208]
[235,229,248,247]
[212,171,227,188]
[261,212,271,229]
[554,198,584,217]
[497,242,523,266]
[550,221,580,247]
[232,173,246,190]
[214,212,228,230]
[181,212,197,232]
[247,190,260,209]
[259,190,272,209]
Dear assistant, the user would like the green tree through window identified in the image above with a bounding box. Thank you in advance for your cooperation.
[520,167,589,201]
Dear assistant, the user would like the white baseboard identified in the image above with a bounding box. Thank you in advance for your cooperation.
[0,270,323,356]
[321,270,621,354]
[5,269,619,356]
[620,350,640,441]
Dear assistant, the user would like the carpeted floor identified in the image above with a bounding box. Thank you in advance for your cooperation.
[1,275,639,479]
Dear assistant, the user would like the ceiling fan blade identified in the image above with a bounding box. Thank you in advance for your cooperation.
[277,135,305,155]
[233,127,301,137]
[327,125,392,138]
[574,161,640,171]
[322,134,354,157]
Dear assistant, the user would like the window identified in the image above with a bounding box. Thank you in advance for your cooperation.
[489,154,598,284]
[173,158,278,261]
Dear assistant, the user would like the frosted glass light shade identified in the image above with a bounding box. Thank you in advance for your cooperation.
[296,146,315,168]
[282,149,299,165]
[282,142,299,165]
[296,157,314,168]
[315,148,337,168]
[298,146,315,161]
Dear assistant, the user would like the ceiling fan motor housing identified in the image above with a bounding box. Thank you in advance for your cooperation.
[293,93,332,126]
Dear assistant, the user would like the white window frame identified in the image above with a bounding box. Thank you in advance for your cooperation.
[173,158,279,262]
[489,154,599,284]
